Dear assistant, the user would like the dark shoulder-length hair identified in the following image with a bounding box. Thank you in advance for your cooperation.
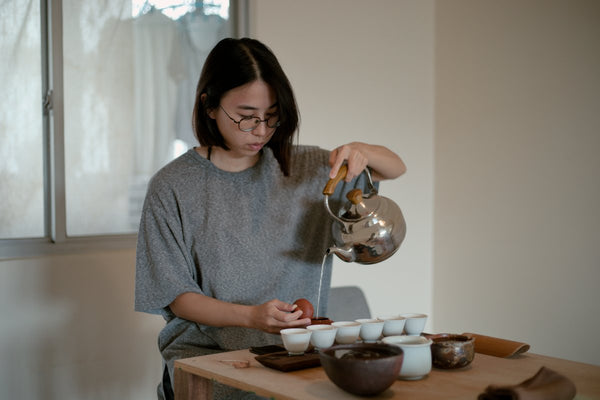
[192,38,299,176]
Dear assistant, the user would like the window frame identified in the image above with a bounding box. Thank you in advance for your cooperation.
[0,0,249,260]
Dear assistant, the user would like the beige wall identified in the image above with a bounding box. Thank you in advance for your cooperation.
[0,249,163,399]
[249,0,436,326]
[433,0,600,365]
[1,1,599,399]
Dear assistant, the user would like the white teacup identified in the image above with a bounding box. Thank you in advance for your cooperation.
[382,335,433,380]
[307,325,337,350]
[331,321,362,344]
[400,313,428,335]
[281,328,312,355]
[355,318,385,342]
[378,315,407,337]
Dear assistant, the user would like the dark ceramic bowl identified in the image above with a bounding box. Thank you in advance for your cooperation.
[319,343,403,396]
[430,334,475,369]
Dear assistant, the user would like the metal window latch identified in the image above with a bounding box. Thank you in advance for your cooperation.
[43,90,53,113]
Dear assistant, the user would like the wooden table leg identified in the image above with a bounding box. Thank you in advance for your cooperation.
[174,366,213,400]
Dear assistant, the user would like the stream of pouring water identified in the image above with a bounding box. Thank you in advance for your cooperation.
[315,252,330,319]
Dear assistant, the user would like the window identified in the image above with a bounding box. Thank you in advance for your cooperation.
[1,1,45,239]
[0,0,248,258]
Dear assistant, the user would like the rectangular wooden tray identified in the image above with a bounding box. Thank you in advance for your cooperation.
[255,351,321,372]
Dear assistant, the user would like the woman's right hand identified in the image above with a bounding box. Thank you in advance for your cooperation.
[170,292,311,333]
[249,299,311,334]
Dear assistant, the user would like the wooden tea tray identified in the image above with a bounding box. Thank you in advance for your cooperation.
[254,351,321,372]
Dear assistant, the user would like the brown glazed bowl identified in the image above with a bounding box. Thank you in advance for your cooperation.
[430,334,475,369]
[319,343,403,396]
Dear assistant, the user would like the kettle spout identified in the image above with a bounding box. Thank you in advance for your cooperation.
[327,246,356,263]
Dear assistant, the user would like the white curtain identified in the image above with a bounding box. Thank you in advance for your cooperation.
[0,0,44,238]
[62,0,135,235]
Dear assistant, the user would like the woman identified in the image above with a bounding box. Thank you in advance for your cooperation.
[135,38,406,399]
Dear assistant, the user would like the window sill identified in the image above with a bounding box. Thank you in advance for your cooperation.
[0,234,137,261]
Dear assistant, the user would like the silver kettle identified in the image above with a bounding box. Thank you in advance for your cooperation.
[323,165,406,264]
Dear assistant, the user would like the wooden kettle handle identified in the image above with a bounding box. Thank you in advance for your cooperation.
[322,165,348,196]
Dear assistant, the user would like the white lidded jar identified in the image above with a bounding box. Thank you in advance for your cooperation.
[382,335,432,380]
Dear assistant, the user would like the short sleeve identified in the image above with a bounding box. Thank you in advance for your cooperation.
[134,178,204,315]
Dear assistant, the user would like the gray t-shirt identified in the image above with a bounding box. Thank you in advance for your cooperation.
[135,145,371,386]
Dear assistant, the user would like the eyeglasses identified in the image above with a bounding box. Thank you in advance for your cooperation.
[220,106,280,132]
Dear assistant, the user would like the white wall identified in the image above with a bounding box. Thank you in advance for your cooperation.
[252,0,600,366]
[433,0,600,365]
[1,1,599,399]
[249,0,436,325]
[0,250,163,400]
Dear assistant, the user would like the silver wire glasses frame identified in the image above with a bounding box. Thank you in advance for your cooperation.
[219,105,281,132]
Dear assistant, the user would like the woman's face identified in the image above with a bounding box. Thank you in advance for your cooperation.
[210,79,278,159]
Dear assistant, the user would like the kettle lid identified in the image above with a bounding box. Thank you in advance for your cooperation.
[339,188,380,220]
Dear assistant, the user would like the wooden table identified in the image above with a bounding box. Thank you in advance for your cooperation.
[174,349,600,399]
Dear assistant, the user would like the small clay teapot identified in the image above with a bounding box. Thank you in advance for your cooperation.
[323,165,406,264]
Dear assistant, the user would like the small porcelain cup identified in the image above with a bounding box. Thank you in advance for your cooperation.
[355,318,385,343]
[378,315,407,337]
[307,324,338,350]
[400,313,428,335]
[382,335,433,380]
[281,328,312,355]
[331,321,362,344]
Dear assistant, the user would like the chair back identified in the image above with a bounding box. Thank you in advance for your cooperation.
[327,286,371,321]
